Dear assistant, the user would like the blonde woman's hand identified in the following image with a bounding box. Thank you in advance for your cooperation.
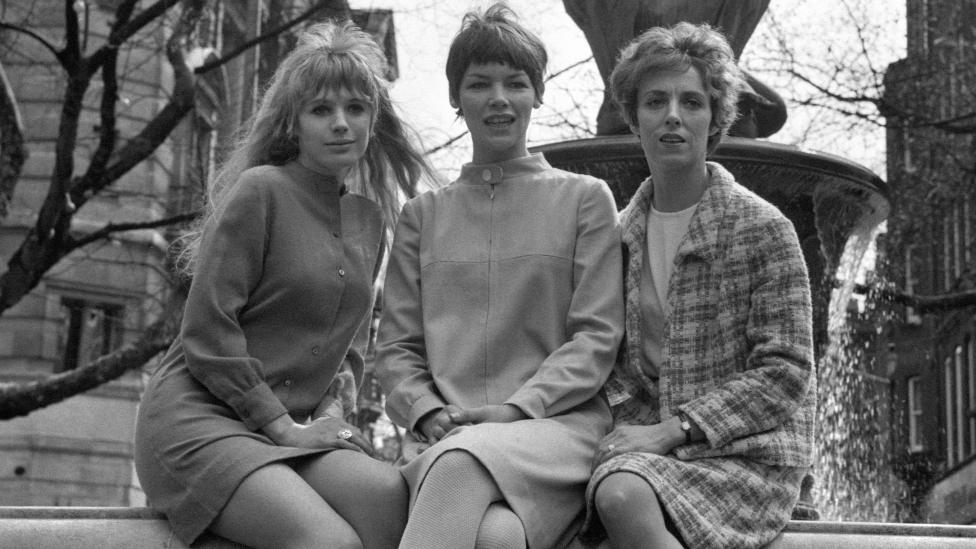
[263,414,372,454]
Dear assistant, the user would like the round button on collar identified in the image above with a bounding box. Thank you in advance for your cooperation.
[482,169,492,181]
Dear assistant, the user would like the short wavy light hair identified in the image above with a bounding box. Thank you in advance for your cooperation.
[609,22,744,153]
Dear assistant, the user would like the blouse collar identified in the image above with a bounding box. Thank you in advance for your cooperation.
[283,160,347,195]
[458,153,550,185]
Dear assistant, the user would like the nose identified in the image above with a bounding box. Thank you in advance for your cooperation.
[665,100,681,128]
[332,110,349,133]
[488,83,508,107]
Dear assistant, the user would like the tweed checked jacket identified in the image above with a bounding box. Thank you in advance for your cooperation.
[605,162,815,468]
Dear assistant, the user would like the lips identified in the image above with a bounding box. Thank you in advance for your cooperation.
[325,140,355,146]
[660,133,685,143]
[484,114,515,126]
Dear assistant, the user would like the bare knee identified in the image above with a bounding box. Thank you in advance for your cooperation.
[373,462,408,499]
[594,472,657,520]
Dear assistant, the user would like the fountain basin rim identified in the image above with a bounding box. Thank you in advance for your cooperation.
[532,135,890,202]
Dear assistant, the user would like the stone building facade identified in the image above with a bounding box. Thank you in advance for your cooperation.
[883,0,976,523]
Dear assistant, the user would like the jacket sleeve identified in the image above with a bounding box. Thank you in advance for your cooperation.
[505,180,625,418]
[680,214,814,449]
[374,200,445,432]
[181,175,289,431]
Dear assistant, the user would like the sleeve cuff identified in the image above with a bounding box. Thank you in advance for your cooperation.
[231,382,289,431]
[679,404,724,449]
[407,394,447,433]
[505,391,546,419]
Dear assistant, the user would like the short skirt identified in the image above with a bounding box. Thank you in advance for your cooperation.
[583,450,805,549]
[134,359,330,545]
[399,396,611,549]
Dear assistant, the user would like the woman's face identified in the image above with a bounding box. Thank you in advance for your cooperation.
[295,87,373,180]
[631,66,716,174]
[454,62,540,164]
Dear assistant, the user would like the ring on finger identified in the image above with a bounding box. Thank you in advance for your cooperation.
[607,443,616,455]
[337,428,353,440]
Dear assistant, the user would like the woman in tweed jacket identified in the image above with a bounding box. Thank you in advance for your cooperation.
[581,23,815,549]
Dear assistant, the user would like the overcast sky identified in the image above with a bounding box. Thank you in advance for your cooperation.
[353,0,906,179]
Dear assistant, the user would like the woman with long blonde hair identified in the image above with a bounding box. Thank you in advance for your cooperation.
[135,20,432,549]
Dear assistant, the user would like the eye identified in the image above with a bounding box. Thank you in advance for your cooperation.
[682,93,707,108]
[508,79,531,89]
[466,80,489,90]
[309,104,330,115]
[347,102,368,114]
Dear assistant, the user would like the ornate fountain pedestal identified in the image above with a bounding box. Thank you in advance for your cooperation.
[533,135,891,520]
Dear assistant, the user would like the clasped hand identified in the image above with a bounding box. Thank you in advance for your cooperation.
[592,420,684,470]
[266,415,372,455]
[419,404,527,444]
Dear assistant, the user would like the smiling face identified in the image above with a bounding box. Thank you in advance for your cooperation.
[295,87,373,180]
[632,66,716,177]
[454,62,541,164]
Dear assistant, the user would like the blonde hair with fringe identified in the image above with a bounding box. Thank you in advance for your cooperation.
[177,19,433,275]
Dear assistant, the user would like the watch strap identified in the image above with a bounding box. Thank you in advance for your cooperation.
[678,412,692,444]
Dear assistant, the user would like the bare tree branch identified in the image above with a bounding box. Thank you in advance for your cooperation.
[0,293,183,420]
[71,212,199,249]
[196,0,347,74]
[0,0,203,313]
[0,22,62,62]
[0,61,26,218]
[424,130,468,156]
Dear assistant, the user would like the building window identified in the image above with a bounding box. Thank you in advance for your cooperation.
[944,216,953,291]
[945,344,976,468]
[956,345,967,464]
[954,202,963,280]
[904,245,921,325]
[920,0,929,55]
[947,356,957,467]
[908,376,924,453]
[58,298,124,372]
[965,194,973,266]
[901,122,915,174]
[969,339,976,456]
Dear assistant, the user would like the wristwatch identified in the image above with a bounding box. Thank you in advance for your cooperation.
[677,412,693,444]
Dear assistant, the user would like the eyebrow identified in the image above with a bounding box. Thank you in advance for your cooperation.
[641,89,706,98]
[462,70,530,80]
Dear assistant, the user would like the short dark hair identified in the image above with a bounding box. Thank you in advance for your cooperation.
[610,22,744,153]
[445,3,547,111]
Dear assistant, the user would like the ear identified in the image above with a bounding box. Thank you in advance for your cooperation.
[450,96,458,109]
[629,123,640,136]
[533,97,542,109]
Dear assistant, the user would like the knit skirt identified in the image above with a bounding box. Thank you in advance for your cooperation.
[399,396,612,549]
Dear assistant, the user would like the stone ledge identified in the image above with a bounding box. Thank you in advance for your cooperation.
[1,507,975,548]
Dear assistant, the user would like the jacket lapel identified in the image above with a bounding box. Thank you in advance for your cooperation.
[673,163,734,265]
